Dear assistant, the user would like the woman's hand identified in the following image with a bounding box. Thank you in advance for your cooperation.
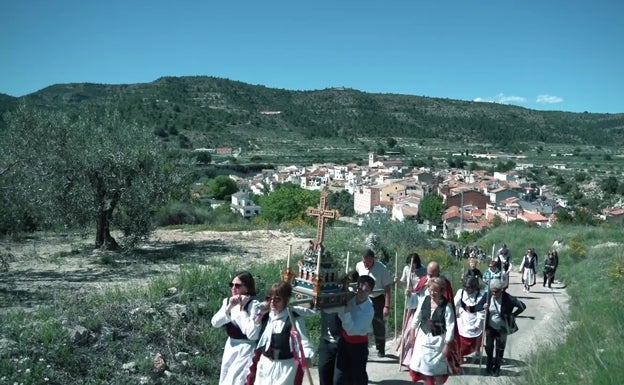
[239,295,251,308]
[227,295,238,308]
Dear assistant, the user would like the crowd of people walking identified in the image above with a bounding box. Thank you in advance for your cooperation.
[211,241,560,385]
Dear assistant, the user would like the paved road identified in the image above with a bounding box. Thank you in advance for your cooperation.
[307,271,570,385]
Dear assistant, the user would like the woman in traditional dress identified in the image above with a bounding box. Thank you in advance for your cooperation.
[453,277,486,358]
[408,277,456,385]
[211,271,262,385]
[398,253,428,323]
[397,253,428,368]
[496,245,513,290]
[520,248,538,292]
[250,281,314,385]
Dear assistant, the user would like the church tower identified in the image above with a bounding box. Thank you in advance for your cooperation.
[368,152,376,167]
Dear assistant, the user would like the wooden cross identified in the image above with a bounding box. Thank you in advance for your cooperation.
[307,191,340,247]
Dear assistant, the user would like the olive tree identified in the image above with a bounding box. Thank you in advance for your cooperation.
[1,106,179,250]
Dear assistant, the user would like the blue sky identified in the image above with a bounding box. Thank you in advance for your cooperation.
[1,0,623,113]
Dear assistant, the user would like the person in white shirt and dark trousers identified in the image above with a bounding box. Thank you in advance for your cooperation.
[331,275,376,385]
[355,248,394,358]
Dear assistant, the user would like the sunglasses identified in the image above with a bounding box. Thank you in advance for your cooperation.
[266,296,283,303]
[229,282,244,288]
[491,290,502,294]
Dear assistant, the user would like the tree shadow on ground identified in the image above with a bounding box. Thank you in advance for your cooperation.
[132,239,243,264]
[0,239,242,310]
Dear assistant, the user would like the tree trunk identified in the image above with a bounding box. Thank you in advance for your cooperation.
[91,171,121,251]
[95,209,119,251]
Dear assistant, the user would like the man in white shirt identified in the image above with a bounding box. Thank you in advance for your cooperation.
[355,248,394,357]
[332,275,376,385]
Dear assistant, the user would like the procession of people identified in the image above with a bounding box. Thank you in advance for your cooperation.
[212,239,557,385]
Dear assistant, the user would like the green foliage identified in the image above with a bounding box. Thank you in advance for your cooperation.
[258,183,320,223]
[0,106,180,248]
[194,151,212,164]
[359,215,431,261]
[446,157,466,169]
[600,176,619,194]
[567,235,587,261]
[418,194,444,223]
[494,160,516,172]
[207,175,238,200]
[38,320,68,346]
[327,190,355,217]
[2,76,623,156]
[457,230,483,245]
[515,241,624,385]
[154,200,214,226]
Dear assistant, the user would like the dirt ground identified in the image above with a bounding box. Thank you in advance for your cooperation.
[0,229,310,311]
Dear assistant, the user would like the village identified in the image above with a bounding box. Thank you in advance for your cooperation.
[224,150,624,237]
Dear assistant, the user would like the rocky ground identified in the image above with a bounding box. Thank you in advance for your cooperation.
[0,229,311,311]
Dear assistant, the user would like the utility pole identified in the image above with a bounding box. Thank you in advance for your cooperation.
[460,190,464,234]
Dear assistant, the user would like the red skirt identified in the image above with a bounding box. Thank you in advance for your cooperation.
[458,334,483,357]
[409,370,449,385]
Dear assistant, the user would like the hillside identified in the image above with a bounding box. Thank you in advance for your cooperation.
[1,76,624,160]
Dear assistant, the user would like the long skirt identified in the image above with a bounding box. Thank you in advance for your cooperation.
[219,337,257,385]
[522,268,536,288]
[457,334,483,357]
[245,350,303,385]
[408,329,451,385]
[399,309,416,369]
[456,310,485,357]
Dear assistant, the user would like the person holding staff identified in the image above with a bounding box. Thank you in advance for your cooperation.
[478,279,526,377]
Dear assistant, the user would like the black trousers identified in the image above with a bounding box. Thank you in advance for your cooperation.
[318,338,338,385]
[485,327,508,373]
[334,337,369,385]
[370,295,386,352]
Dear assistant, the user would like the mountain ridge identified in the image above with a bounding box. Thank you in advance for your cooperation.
[1,76,623,149]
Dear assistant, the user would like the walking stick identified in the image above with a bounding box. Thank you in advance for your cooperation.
[478,282,492,370]
[287,307,315,385]
[397,256,414,370]
[394,251,398,342]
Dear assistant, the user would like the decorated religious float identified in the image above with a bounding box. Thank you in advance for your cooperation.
[282,190,355,309]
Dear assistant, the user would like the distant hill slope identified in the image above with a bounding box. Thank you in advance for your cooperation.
[1,76,623,148]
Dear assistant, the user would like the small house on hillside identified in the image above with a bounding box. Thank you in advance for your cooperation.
[231,192,262,219]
